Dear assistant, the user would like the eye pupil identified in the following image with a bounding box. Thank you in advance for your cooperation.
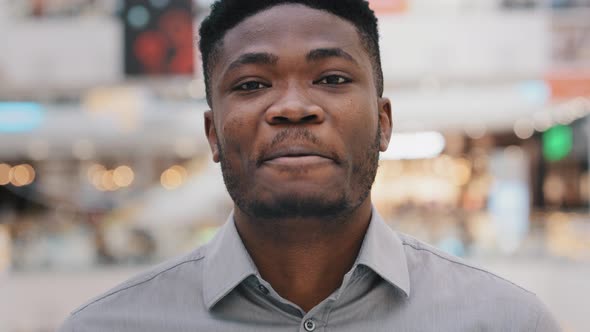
[242,82,259,90]
[322,76,346,85]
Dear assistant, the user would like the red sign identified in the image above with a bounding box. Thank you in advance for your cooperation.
[546,71,590,99]
[124,0,194,76]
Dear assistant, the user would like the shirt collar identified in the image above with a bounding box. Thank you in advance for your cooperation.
[202,207,411,310]
[355,208,411,297]
[202,211,258,310]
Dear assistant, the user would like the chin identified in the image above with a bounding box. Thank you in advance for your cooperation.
[238,188,352,220]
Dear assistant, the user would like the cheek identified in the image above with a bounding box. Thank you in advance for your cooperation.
[220,116,242,145]
[218,108,262,166]
[333,98,378,146]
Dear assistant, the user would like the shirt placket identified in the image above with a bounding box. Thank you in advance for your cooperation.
[299,266,368,332]
[247,266,367,332]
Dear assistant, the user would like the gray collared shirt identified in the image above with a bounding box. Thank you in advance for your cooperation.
[59,210,560,331]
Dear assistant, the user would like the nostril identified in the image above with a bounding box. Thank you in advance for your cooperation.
[270,114,317,124]
[272,116,290,124]
[301,114,317,122]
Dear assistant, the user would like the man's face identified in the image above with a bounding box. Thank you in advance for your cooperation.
[205,4,392,219]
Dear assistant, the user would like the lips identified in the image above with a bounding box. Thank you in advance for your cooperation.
[260,146,336,165]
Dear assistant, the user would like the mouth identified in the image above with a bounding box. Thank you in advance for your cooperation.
[260,147,336,167]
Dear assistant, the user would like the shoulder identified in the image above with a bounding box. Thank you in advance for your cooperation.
[58,247,206,331]
[397,233,561,331]
[71,247,206,316]
[399,232,532,294]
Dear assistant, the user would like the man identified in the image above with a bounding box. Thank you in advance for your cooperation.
[59,1,560,331]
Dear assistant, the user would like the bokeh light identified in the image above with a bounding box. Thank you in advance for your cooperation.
[113,165,135,188]
[0,163,11,185]
[9,164,35,186]
[161,165,187,190]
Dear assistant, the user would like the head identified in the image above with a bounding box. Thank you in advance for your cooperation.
[199,0,392,220]
[200,0,385,105]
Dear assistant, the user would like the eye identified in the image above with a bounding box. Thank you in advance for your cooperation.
[315,75,351,85]
[233,81,269,91]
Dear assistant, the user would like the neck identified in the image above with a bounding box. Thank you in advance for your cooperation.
[234,198,373,312]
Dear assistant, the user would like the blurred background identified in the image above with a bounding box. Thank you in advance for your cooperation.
[0,0,589,331]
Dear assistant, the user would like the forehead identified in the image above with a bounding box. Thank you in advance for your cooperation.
[213,4,369,73]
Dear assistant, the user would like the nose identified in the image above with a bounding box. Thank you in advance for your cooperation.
[265,85,325,125]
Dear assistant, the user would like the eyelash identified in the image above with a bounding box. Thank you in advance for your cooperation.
[314,75,352,85]
[232,75,352,92]
[233,81,270,92]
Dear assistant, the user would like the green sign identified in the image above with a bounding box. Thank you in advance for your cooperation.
[542,125,573,162]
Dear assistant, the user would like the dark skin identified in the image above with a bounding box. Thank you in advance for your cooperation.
[204,4,393,312]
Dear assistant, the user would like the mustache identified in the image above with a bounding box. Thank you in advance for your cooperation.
[255,128,340,166]
[271,128,320,146]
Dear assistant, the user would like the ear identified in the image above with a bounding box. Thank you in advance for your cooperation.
[377,97,393,152]
[204,110,220,163]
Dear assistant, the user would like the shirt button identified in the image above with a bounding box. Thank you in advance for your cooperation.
[257,284,269,295]
[304,319,316,331]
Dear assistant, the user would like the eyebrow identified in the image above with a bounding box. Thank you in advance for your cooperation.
[306,48,358,65]
[227,52,279,72]
[224,48,358,75]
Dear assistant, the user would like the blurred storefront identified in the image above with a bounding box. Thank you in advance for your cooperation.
[0,0,589,274]
[0,0,589,330]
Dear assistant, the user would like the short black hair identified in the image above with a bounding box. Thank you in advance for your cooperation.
[198,0,383,105]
